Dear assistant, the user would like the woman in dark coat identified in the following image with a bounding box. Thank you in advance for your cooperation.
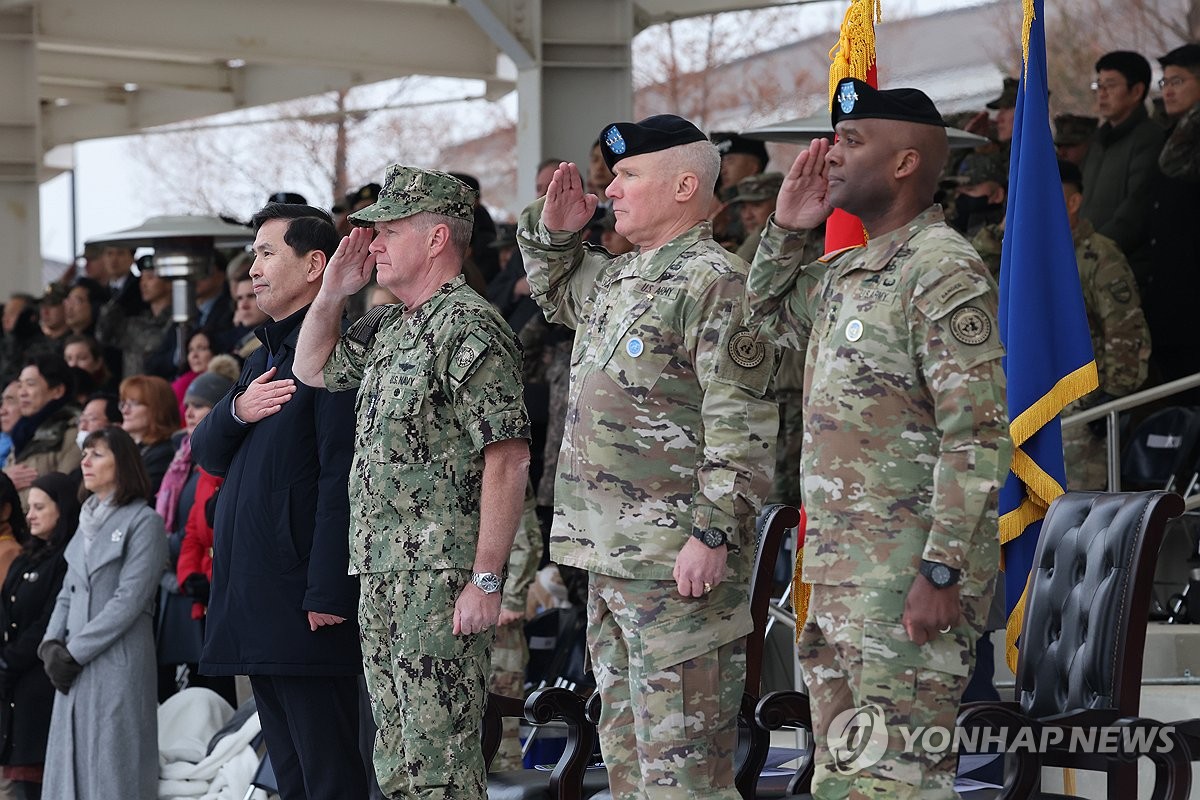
[0,472,80,800]
[38,427,166,800]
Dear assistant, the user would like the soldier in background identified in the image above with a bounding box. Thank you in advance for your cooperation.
[732,172,784,263]
[1054,113,1099,166]
[748,79,1011,798]
[1057,159,1151,489]
[518,117,778,798]
[294,165,530,800]
[710,132,770,249]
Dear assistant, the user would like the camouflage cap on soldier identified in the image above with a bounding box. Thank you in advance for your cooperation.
[348,166,476,226]
[954,152,1007,186]
[41,284,68,305]
[986,77,1019,110]
[731,171,784,203]
[1053,113,1099,146]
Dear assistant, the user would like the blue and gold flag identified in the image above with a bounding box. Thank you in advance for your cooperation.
[998,0,1098,672]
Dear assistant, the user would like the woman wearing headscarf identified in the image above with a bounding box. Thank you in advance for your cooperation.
[38,427,166,800]
[0,473,80,800]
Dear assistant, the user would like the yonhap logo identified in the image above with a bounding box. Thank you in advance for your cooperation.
[828,704,889,774]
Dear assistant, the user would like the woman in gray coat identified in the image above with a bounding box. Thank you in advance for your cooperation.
[37,426,166,800]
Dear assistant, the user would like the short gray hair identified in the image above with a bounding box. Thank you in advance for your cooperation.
[656,140,722,196]
[406,211,474,255]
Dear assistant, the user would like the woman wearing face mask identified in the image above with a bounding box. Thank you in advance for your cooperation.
[38,427,166,800]
[0,473,80,800]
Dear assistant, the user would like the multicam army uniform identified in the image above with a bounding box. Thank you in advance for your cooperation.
[972,220,1150,489]
[1063,221,1151,489]
[488,483,543,771]
[322,275,530,799]
[517,198,778,798]
[749,207,1012,800]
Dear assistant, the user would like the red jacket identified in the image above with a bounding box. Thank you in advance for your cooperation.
[177,468,222,619]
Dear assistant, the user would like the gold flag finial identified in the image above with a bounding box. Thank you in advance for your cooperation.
[828,0,882,107]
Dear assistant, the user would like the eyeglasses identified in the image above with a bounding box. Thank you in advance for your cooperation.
[1090,80,1129,93]
[1159,75,1196,89]
[118,399,143,412]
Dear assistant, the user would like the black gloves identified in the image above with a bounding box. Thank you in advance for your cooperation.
[182,573,211,605]
[37,640,82,694]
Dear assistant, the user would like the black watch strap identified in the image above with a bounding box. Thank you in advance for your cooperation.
[919,559,961,589]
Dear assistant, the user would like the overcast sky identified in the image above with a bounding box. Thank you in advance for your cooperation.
[38,0,995,267]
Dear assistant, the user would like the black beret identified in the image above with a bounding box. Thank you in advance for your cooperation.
[831,78,947,128]
[710,131,769,165]
[599,114,708,170]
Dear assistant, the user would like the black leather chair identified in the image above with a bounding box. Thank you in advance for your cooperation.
[484,686,603,800]
[957,491,1191,799]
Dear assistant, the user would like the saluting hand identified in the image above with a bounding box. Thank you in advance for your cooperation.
[541,162,599,234]
[323,226,376,299]
[233,366,296,424]
[774,137,834,232]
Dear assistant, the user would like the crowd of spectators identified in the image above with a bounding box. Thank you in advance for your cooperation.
[0,37,1193,800]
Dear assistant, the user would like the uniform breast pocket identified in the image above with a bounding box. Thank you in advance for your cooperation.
[373,382,436,464]
[602,333,674,405]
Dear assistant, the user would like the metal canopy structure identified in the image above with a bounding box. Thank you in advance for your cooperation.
[0,0,815,294]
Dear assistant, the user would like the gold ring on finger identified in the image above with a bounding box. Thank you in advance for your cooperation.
[703,582,713,594]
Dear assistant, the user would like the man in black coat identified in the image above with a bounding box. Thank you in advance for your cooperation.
[191,203,368,800]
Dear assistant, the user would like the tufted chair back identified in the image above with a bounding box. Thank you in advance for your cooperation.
[1016,491,1184,720]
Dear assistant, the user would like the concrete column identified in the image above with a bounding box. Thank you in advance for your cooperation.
[462,0,633,206]
[0,5,42,297]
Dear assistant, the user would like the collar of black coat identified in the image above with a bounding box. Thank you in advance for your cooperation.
[1098,104,1150,145]
[254,303,310,355]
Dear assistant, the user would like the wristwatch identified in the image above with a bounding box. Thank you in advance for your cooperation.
[692,528,728,549]
[471,572,503,594]
[919,559,961,589]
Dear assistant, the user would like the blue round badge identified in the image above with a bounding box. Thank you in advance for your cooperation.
[626,337,644,358]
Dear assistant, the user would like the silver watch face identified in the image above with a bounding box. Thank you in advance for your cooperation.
[930,564,952,586]
[473,572,501,593]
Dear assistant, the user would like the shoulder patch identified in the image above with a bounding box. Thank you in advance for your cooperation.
[949,306,992,345]
[448,330,491,386]
[346,304,391,349]
[728,330,766,368]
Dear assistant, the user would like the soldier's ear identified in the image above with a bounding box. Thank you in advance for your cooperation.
[894,148,920,180]
[1064,190,1084,217]
[674,172,700,203]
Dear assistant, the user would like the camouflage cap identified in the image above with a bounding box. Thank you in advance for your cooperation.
[731,171,783,203]
[986,77,1019,110]
[41,284,68,305]
[348,166,476,226]
[1054,113,1099,146]
[954,152,1007,187]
